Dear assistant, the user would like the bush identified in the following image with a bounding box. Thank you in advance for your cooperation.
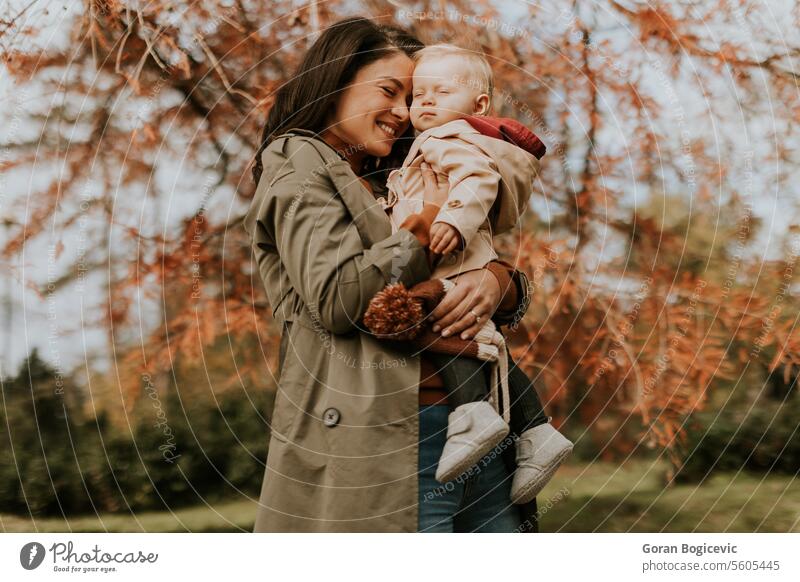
[674,395,800,482]
[0,350,273,516]
[0,349,92,515]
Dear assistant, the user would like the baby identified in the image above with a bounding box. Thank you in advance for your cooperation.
[375,44,573,504]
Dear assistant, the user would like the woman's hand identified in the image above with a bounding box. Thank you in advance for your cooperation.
[429,268,501,340]
[420,162,449,208]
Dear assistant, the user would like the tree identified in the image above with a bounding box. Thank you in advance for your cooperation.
[2,0,799,471]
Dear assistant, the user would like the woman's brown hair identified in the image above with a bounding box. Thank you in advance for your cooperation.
[251,17,424,185]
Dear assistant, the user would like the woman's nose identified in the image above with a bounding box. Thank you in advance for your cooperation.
[391,100,410,123]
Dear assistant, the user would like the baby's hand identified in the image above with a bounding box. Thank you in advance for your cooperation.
[430,222,462,255]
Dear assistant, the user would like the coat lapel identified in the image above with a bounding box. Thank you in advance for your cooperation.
[277,129,394,246]
[327,161,394,246]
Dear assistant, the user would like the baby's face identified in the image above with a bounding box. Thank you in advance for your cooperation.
[410,55,487,132]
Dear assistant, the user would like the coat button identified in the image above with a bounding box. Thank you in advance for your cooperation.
[322,407,340,427]
[446,199,463,209]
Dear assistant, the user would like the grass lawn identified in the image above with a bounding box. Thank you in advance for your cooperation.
[0,497,258,533]
[537,458,799,532]
[3,459,797,532]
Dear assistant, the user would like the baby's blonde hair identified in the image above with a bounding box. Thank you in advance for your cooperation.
[412,43,494,101]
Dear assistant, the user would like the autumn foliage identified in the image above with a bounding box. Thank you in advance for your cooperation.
[2,0,798,472]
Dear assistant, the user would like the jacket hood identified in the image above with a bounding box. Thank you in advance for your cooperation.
[463,115,547,159]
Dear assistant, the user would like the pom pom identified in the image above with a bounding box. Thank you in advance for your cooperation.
[363,283,426,340]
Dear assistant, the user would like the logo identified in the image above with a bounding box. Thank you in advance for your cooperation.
[20,542,46,570]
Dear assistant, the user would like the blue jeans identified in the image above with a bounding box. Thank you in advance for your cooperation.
[417,404,522,532]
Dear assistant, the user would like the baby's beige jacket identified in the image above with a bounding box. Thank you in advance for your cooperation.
[384,118,540,279]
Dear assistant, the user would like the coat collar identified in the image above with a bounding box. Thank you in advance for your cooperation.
[274,127,348,164]
[401,119,479,167]
[274,128,394,245]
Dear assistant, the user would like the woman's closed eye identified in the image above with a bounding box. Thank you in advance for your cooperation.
[381,86,397,97]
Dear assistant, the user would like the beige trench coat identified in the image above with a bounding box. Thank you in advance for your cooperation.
[243,129,538,532]
[243,130,432,532]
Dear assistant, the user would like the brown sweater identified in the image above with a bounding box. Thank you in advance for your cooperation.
[398,206,520,406]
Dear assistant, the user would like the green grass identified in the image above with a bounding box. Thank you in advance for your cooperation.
[2,460,797,532]
[537,458,800,532]
[0,497,258,533]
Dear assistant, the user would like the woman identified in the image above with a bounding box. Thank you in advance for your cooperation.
[244,16,539,532]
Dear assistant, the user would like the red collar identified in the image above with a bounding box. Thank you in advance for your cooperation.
[462,115,546,159]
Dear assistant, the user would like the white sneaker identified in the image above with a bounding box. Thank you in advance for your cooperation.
[435,401,510,483]
[511,423,573,504]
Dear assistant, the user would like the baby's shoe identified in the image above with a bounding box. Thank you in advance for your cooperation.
[435,401,510,483]
[511,423,573,504]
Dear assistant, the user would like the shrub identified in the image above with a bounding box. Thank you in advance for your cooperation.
[0,350,272,516]
[674,395,800,482]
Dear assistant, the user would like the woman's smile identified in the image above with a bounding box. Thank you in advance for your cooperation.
[321,52,414,169]
[377,120,399,138]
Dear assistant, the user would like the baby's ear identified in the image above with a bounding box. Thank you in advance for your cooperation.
[473,93,492,116]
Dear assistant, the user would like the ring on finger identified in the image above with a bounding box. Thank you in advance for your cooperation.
[470,308,482,324]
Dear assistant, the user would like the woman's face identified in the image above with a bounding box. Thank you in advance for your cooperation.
[324,52,414,159]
